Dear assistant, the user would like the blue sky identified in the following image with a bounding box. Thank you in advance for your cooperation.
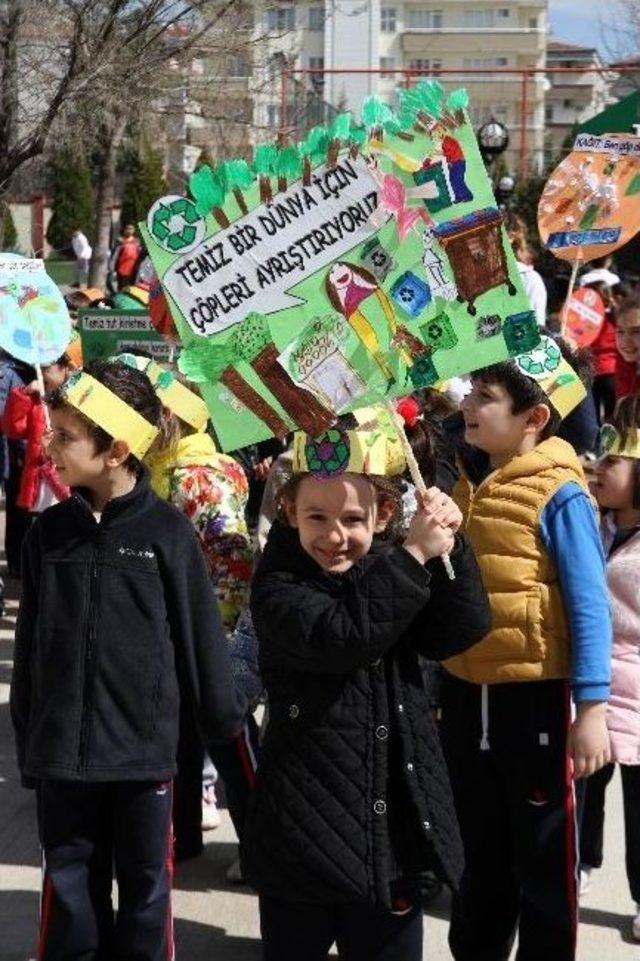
[548,0,618,56]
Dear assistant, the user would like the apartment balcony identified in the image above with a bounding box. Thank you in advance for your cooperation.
[401,31,544,58]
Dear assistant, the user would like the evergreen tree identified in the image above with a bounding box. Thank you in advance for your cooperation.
[120,148,167,231]
[0,201,17,250]
[46,148,95,252]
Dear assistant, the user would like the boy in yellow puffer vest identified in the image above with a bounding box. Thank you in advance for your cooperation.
[440,336,612,961]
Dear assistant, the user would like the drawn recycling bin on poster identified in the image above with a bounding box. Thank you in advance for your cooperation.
[141,82,540,451]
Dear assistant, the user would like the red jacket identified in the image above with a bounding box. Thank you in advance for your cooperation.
[615,356,640,399]
[590,314,618,377]
[2,387,69,510]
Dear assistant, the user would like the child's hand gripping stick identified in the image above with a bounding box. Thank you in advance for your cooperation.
[386,401,456,580]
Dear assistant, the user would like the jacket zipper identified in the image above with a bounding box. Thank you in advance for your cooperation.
[479,684,490,751]
[77,551,98,775]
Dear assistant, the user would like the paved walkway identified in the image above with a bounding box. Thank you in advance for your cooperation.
[0,569,637,960]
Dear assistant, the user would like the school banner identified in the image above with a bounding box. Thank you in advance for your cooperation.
[141,83,539,450]
[78,309,178,363]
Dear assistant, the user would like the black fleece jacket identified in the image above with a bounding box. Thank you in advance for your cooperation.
[10,470,246,783]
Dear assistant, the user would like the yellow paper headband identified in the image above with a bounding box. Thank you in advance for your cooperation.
[61,370,160,459]
[598,424,640,459]
[514,335,586,419]
[292,407,406,479]
[117,354,209,433]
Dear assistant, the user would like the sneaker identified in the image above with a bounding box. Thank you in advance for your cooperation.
[226,857,245,884]
[201,783,221,831]
[632,904,640,941]
[579,867,593,896]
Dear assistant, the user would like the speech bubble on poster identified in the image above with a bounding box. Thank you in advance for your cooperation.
[538,133,640,264]
[562,287,605,348]
[142,84,540,451]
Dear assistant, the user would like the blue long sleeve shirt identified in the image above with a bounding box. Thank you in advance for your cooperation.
[539,481,611,703]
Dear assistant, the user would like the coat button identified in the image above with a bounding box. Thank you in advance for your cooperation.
[375,724,388,740]
[423,819,431,831]
[289,704,299,719]
[407,762,414,772]
[372,658,382,667]
[373,800,387,815]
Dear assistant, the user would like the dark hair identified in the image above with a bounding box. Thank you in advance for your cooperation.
[471,337,589,442]
[48,359,162,474]
[616,294,640,324]
[276,412,404,540]
[611,394,640,510]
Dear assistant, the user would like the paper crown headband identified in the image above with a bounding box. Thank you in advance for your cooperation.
[117,354,209,432]
[292,407,406,479]
[60,370,160,459]
[597,423,640,459]
[514,335,586,418]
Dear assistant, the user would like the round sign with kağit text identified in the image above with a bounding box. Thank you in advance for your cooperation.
[538,133,640,263]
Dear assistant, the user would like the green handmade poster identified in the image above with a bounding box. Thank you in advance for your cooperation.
[141,82,539,451]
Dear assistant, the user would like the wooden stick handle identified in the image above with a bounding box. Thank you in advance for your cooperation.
[385,400,455,580]
[36,363,51,431]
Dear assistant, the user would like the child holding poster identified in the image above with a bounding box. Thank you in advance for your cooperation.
[10,359,245,960]
[579,396,640,941]
[440,338,612,961]
[245,407,490,961]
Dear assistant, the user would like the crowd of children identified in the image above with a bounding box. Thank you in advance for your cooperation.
[1,234,639,960]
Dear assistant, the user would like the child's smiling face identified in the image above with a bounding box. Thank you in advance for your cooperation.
[286,473,393,573]
[616,307,640,364]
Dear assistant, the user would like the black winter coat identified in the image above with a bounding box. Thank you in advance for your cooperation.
[244,523,491,908]
[10,471,246,784]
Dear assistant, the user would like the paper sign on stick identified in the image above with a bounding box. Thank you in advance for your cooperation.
[141,82,540,451]
[538,133,640,263]
[0,258,71,366]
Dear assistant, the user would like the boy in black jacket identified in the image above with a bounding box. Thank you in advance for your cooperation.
[10,360,246,961]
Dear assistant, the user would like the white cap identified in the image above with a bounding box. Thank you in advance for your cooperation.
[578,268,620,288]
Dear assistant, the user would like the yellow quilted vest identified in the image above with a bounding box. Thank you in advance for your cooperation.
[444,437,590,685]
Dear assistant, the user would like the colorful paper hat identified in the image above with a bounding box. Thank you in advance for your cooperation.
[292,406,406,479]
[514,335,586,418]
[597,423,640,459]
[60,370,159,459]
[117,354,209,432]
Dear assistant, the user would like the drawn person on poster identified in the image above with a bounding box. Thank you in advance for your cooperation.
[325,262,396,383]
[422,229,458,301]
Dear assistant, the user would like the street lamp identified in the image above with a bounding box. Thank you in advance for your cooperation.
[477,118,510,164]
[496,173,515,207]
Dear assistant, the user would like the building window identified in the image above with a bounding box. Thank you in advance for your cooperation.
[407,9,443,29]
[545,105,554,122]
[309,6,324,31]
[463,56,508,68]
[463,9,494,28]
[381,7,397,32]
[226,53,249,77]
[380,56,396,73]
[529,16,538,28]
[409,58,442,75]
[267,104,280,128]
[266,6,295,32]
[563,98,573,109]
[497,7,510,17]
